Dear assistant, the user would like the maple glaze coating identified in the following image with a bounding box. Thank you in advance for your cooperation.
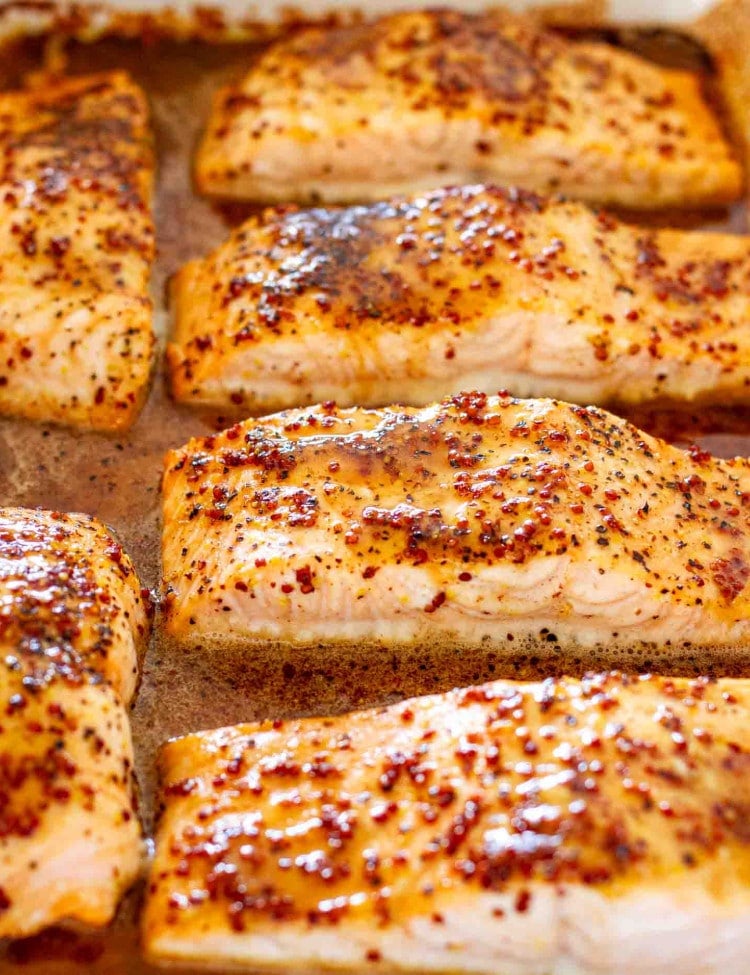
[0,508,150,937]
[162,393,750,667]
[145,672,750,973]
[170,184,750,414]
[196,10,741,207]
[0,507,149,703]
[0,72,155,430]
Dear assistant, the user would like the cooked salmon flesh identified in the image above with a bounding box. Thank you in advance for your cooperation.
[196,10,741,207]
[144,672,750,974]
[0,507,149,936]
[162,393,750,674]
[0,72,155,430]
[170,185,750,414]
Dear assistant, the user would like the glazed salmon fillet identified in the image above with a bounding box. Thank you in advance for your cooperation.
[195,10,742,208]
[0,507,150,703]
[144,672,750,973]
[170,185,750,414]
[162,393,750,674]
[0,72,155,430]
[0,507,150,936]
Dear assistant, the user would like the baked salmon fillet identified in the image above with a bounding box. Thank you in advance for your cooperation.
[162,393,750,674]
[195,10,742,208]
[169,185,750,414]
[0,507,150,936]
[0,71,155,430]
[144,671,750,973]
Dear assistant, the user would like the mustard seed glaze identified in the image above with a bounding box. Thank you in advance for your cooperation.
[0,508,148,938]
[145,672,750,971]
[0,508,148,700]
[196,9,742,206]
[0,72,155,429]
[0,31,747,975]
[170,185,750,413]
[162,394,750,671]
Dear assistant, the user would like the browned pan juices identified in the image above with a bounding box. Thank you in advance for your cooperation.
[0,28,747,974]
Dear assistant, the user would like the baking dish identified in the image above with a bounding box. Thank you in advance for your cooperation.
[0,1,748,971]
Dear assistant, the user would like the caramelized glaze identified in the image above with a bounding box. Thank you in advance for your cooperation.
[0,507,149,702]
[196,10,742,207]
[162,393,750,671]
[0,71,155,430]
[170,185,750,413]
[145,672,750,973]
[0,507,149,937]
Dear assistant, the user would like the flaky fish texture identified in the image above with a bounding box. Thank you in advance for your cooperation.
[0,71,155,430]
[195,10,742,207]
[0,507,150,936]
[170,185,750,414]
[162,393,750,673]
[144,672,750,974]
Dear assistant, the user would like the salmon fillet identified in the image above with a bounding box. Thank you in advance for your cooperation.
[195,10,742,208]
[144,671,750,973]
[0,507,149,704]
[0,71,155,430]
[0,507,149,936]
[162,393,750,674]
[169,185,750,414]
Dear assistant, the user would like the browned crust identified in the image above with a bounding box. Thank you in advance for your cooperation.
[145,670,750,970]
